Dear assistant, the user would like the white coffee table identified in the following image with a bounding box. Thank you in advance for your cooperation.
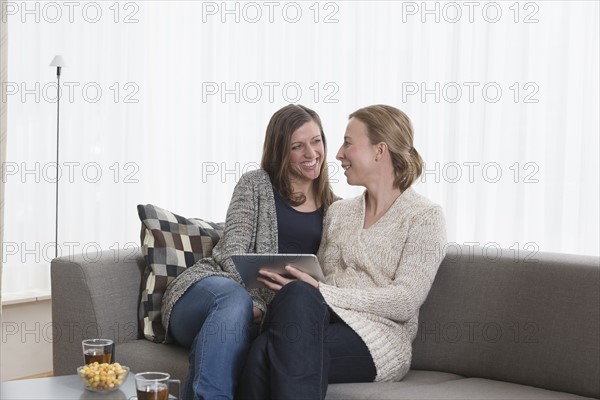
[0,373,136,399]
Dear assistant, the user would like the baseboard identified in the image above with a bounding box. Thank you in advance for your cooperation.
[12,371,54,380]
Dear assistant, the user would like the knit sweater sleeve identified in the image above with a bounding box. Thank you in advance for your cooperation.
[319,206,446,323]
[211,172,270,311]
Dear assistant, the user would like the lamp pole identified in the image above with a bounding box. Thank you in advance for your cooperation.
[50,55,66,259]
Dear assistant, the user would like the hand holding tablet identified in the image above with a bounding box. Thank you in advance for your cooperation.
[231,254,325,289]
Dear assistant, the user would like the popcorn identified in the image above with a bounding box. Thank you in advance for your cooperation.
[78,362,128,391]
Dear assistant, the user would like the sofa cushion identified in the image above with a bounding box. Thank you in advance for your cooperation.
[115,340,190,382]
[326,370,463,399]
[137,204,224,343]
[355,377,595,400]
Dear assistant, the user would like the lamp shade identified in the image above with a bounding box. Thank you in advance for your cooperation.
[49,55,67,67]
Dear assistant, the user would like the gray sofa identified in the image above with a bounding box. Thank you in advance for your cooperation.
[52,246,600,399]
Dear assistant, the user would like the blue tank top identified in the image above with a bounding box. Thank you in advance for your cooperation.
[273,188,324,255]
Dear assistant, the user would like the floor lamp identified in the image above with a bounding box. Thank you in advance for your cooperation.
[49,55,66,259]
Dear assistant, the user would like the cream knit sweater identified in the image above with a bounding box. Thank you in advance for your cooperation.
[317,187,446,382]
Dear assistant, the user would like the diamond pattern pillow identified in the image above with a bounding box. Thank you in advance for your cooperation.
[137,204,224,343]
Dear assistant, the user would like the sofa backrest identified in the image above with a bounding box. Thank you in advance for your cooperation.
[411,245,600,398]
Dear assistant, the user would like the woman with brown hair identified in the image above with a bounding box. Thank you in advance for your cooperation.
[237,105,447,399]
[162,104,335,400]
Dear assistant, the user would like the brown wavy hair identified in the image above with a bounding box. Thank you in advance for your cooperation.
[349,105,424,192]
[261,104,334,208]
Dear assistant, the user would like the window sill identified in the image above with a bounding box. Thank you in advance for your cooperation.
[1,290,51,306]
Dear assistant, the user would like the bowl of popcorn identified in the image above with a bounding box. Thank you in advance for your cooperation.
[77,362,129,392]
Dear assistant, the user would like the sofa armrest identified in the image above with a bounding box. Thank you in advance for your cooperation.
[51,248,145,376]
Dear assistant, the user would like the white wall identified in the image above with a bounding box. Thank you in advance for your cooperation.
[1,298,53,380]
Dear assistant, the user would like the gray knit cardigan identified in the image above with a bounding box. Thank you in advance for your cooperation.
[161,169,279,341]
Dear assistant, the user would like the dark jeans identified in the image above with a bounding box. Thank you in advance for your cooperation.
[237,281,376,400]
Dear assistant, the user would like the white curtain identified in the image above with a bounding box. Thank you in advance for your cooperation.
[1,0,7,301]
[3,1,599,295]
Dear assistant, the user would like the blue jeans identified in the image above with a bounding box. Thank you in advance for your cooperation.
[169,276,256,400]
[236,281,376,400]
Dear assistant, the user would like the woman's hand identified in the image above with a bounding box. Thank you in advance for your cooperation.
[258,265,319,291]
[252,306,263,324]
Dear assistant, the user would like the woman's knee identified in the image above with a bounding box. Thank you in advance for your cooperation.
[265,281,326,325]
[204,276,253,314]
[274,280,322,306]
[222,284,253,319]
[171,278,252,343]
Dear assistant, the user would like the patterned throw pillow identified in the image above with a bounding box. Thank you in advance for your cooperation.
[137,204,225,343]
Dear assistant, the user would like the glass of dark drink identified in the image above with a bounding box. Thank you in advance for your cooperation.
[82,339,114,364]
[134,372,180,400]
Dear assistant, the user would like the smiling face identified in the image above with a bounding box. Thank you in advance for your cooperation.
[336,117,379,186]
[289,120,324,182]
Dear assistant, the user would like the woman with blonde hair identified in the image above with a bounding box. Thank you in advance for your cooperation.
[237,105,446,399]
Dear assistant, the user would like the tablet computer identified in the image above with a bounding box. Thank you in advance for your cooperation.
[231,253,325,289]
